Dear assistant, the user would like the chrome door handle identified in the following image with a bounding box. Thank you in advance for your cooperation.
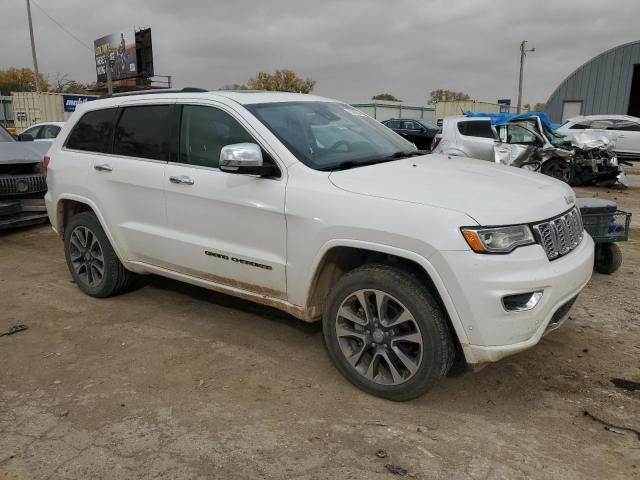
[94,164,113,172]
[169,175,194,185]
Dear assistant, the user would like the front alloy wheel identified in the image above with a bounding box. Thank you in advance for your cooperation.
[323,265,455,401]
[336,289,423,385]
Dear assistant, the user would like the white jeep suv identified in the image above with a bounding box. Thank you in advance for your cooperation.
[45,89,594,400]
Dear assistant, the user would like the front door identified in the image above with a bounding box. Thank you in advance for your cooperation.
[163,103,287,299]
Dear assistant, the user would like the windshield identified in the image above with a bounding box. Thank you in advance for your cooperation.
[0,125,15,143]
[246,101,416,170]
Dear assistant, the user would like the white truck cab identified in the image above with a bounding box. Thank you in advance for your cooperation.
[45,90,594,400]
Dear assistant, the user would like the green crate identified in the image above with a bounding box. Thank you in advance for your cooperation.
[581,210,631,243]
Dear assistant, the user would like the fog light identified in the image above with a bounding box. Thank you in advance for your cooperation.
[502,291,543,312]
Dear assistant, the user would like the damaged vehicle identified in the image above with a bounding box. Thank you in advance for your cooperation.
[0,124,50,230]
[433,113,625,186]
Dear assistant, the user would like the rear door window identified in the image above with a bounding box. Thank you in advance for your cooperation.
[23,125,42,138]
[569,121,591,129]
[113,105,172,160]
[458,120,495,139]
[39,124,61,139]
[66,108,117,152]
[612,121,640,131]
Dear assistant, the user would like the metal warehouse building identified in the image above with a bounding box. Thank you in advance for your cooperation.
[545,40,640,123]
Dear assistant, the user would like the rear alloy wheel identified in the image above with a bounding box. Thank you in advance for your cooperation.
[542,158,576,185]
[68,226,105,288]
[323,265,455,401]
[64,212,135,297]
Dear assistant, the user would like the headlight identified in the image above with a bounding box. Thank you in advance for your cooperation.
[461,225,535,253]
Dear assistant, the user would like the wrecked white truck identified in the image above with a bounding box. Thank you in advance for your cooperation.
[432,112,625,187]
[0,125,50,230]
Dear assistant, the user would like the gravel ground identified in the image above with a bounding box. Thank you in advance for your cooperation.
[1,174,639,479]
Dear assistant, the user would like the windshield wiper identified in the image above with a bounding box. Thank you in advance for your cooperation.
[386,150,425,159]
[323,150,426,171]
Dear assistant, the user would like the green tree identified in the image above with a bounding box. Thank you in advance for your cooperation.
[533,102,546,111]
[429,89,471,103]
[248,69,315,93]
[372,93,401,101]
[49,73,97,94]
[0,67,49,95]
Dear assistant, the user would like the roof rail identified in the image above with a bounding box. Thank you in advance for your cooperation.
[99,87,207,99]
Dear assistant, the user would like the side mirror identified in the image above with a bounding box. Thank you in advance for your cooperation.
[219,143,279,177]
[219,143,263,172]
[419,127,426,133]
[17,133,34,142]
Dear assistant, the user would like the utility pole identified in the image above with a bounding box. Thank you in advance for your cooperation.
[25,0,41,92]
[106,49,113,95]
[517,40,535,113]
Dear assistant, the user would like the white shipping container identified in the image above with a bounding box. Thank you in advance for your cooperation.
[350,102,435,122]
[11,92,79,132]
[435,100,528,122]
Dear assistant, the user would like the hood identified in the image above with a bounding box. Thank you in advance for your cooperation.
[328,154,575,225]
[0,141,51,165]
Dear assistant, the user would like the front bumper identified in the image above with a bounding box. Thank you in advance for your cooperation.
[0,198,48,231]
[431,234,594,364]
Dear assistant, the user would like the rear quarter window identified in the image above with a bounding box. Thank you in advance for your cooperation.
[457,120,495,139]
[66,108,117,152]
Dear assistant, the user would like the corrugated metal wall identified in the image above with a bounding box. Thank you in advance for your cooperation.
[11,92,72,131]
[350,102,436,122]
[545,40,640,123]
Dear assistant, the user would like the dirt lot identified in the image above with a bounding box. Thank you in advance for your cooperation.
[1,174,639,480]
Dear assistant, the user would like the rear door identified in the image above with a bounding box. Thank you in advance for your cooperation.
[610,119,640,155]
[85,102,172,263]
[162,102,287,298]
[456,120,496,160]
[401,120,423,147]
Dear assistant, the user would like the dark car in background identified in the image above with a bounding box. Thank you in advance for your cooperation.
[381,118,440,149]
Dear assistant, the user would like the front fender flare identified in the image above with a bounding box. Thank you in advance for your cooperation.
[305,239,470,347]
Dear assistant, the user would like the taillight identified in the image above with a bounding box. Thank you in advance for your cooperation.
[430,134,442,151]
[43,155,50,172]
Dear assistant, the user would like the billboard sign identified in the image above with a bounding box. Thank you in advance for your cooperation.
[63,95,98,112]
[94,32,138,82]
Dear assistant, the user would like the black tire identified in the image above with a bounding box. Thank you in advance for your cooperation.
[64,211,135,297]
[542,158,576,185]
[322,264,455,401]
[594,243,622,274]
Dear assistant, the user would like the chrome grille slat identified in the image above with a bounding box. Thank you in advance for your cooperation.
[533,207,584,260]
[0,174,47,196]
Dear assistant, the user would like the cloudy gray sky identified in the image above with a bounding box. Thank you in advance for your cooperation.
[3,0,639,105]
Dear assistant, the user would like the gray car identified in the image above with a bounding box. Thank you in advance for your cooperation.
[0,125,50,230]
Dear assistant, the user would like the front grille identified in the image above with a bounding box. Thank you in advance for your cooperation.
[0,174,47,197]
[532,207,584,260]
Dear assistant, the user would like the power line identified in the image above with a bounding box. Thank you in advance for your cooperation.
[29,0,93,52]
